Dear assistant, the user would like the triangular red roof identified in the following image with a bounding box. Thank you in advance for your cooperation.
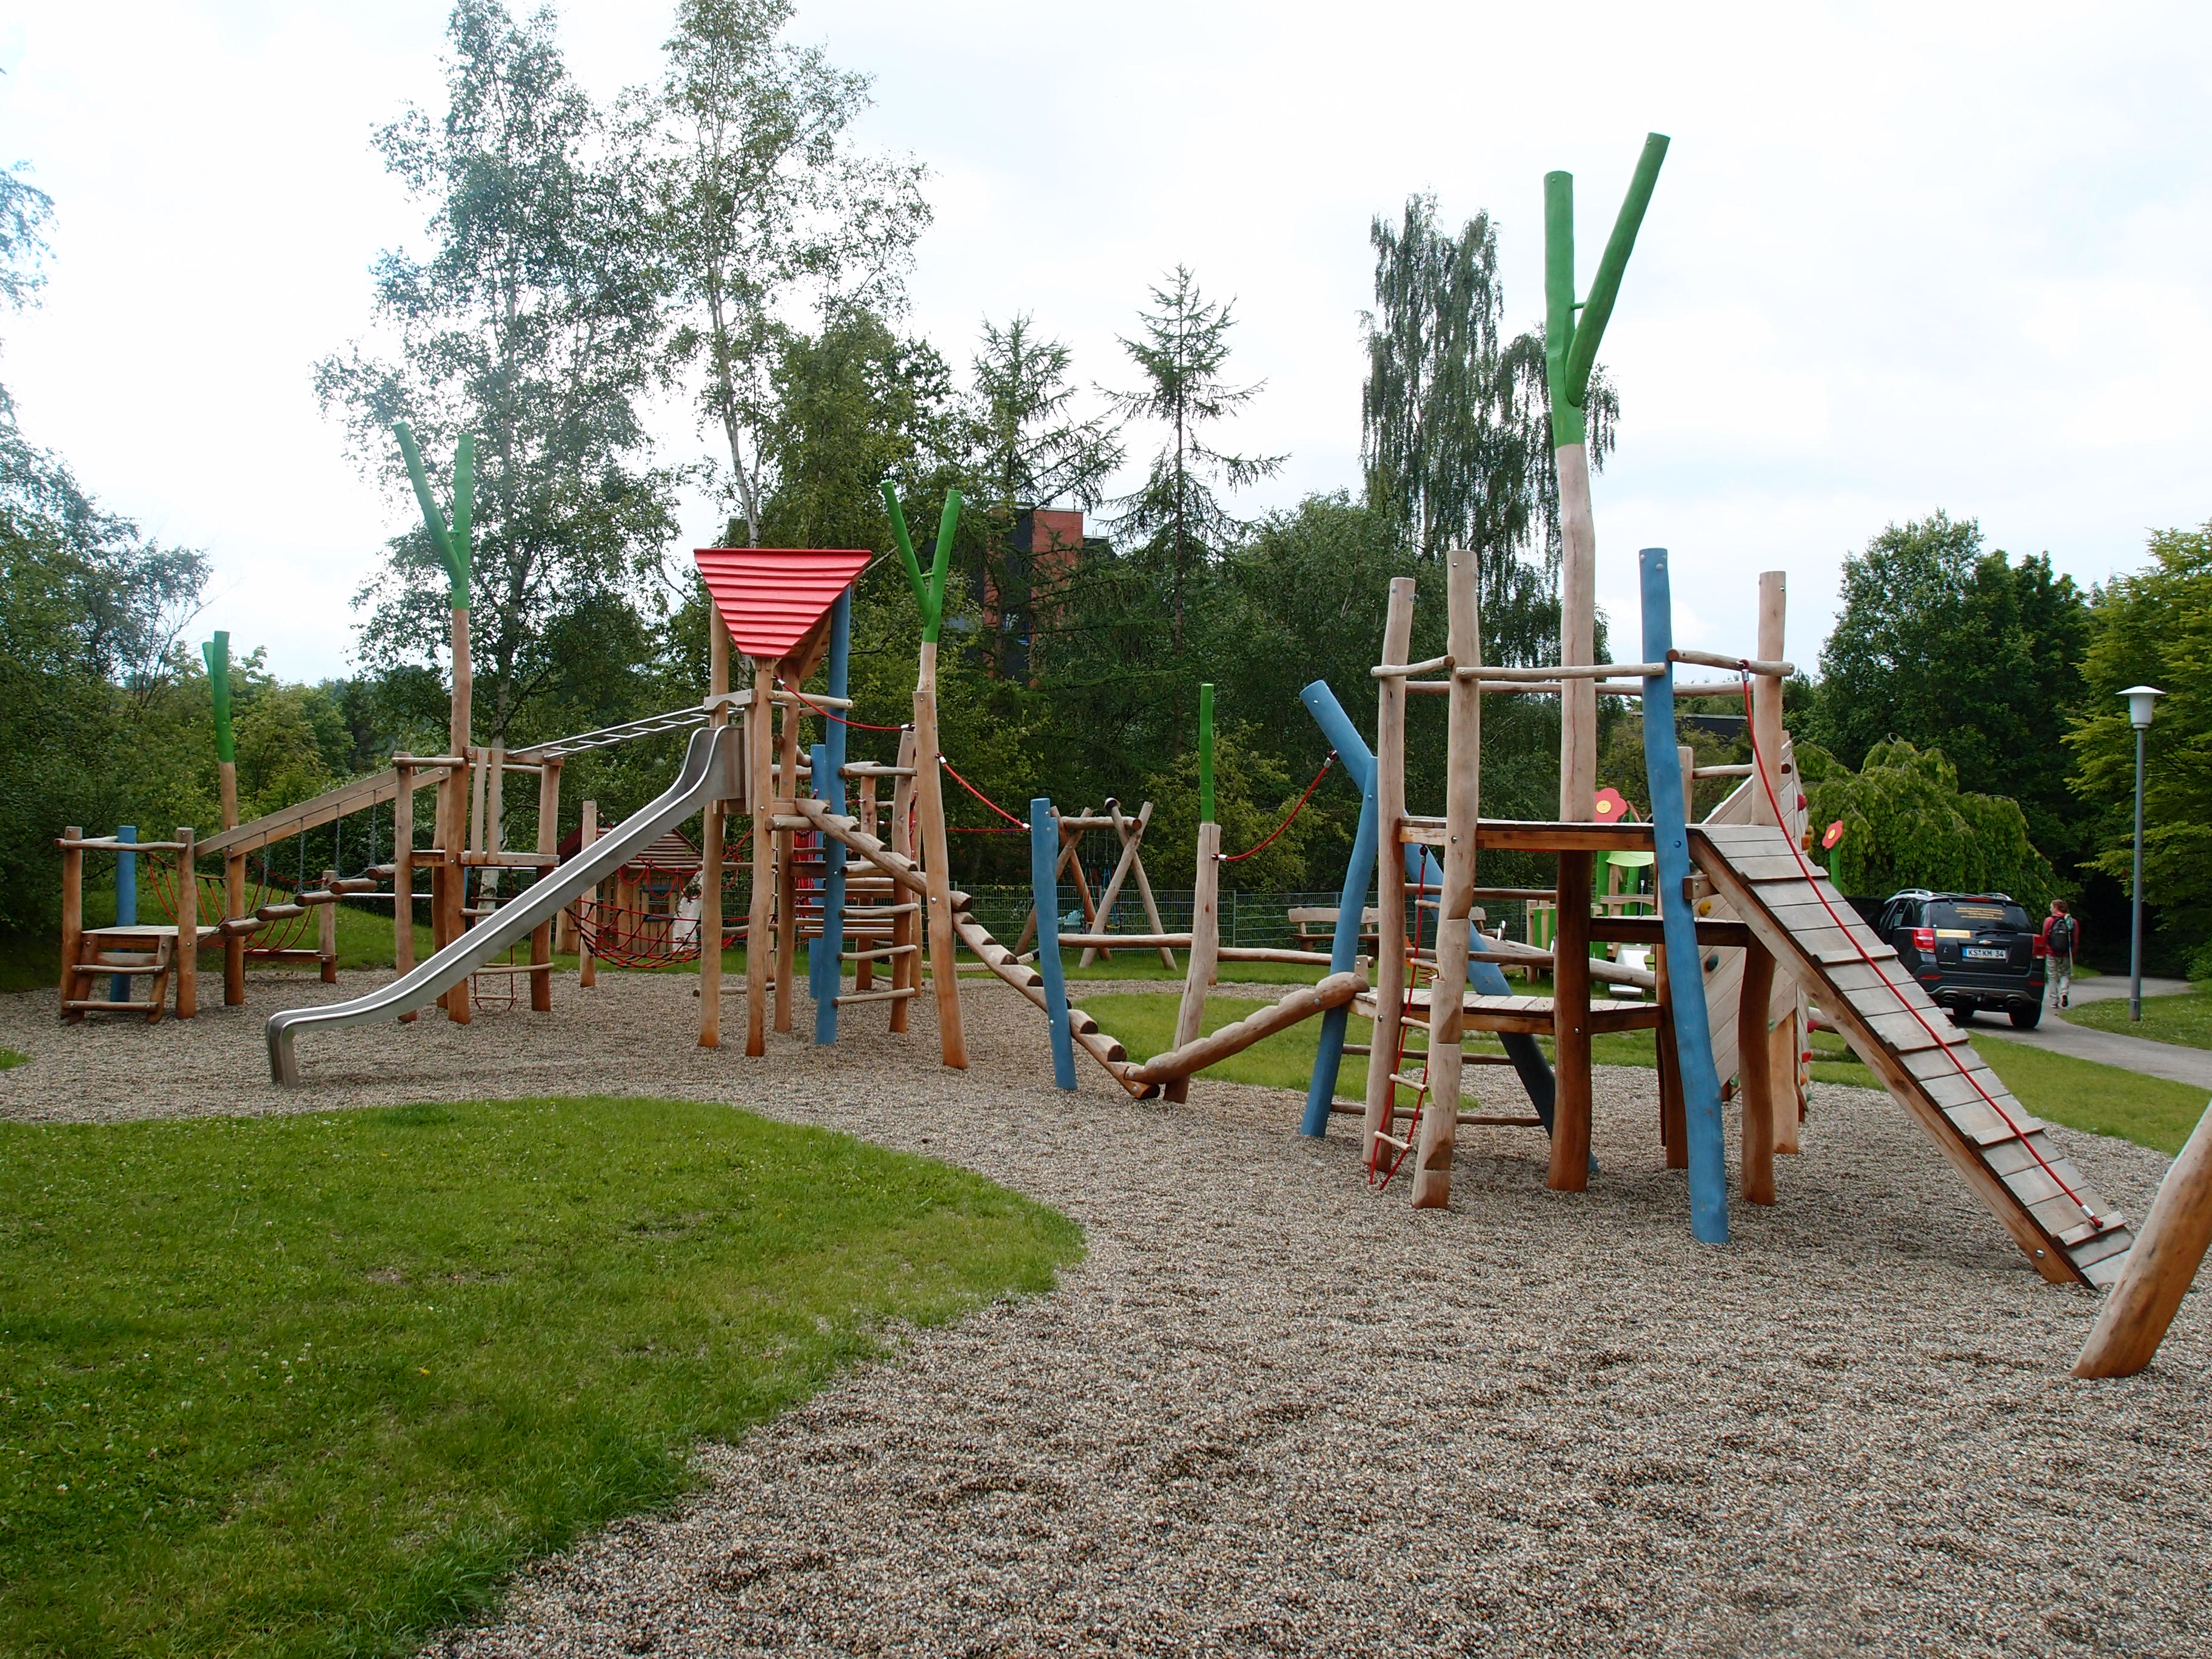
[694,548,872,662]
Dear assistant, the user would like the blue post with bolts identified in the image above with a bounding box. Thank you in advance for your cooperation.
[813,589,853,1043]
[1638,547,1731,1244]
[110,825,138,1002]
[1030,799,1077,1089]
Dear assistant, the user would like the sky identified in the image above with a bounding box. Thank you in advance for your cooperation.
[2,0,2208,685]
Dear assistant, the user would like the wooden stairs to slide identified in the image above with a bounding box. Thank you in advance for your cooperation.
[1689,822,2135,1289]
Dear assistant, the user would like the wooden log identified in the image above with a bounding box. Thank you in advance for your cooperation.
[911,645,967,1069]
[1414,548,1481,1209]
[1477,820,1654,853]
[1556,439,1598,820]
[949,910,1142,1091]
[773,691,800,1033]
[1738,938,1777,1204]
[746,665,774,1056]
[2073,1102,2212,1376]
[224,850,247,1007]
[1059,933,1194,948]
[317,870,338,983]
[853,774,878,992]
[1080,800,1146,968]
[392,763,416,1012]
[1549,850,1595,1190]
[172,826,197,1018]
[1165,820,1221,1104]
[1363,578,1418,1167]
[889,728,918,1033]
[578,798,598,990]
[1669,646,1794,676]
[532,756,560,1013]
[1133,971,1366,1084]
[59,826,84,1021]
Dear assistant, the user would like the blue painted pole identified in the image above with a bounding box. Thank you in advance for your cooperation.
[1638,547,1730,1245]
[1302,771,1377,1136]
[813,591,853,1044]
[110,825,137,1002]
[1030,799,1077,1089]
[1297,681,1561,1138]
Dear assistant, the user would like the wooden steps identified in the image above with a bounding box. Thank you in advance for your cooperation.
[61,927,175,1024]
[1690,822,2134,1288]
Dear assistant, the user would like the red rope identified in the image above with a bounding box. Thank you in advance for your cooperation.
[776,679,911,734]
[937,755,1030,830]
[1222,752,1335,862]
[1735,672,2097,1221]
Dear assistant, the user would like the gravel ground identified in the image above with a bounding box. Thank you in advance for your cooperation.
[3,972,2208,1657]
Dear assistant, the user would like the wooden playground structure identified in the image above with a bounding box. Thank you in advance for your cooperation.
[62,138,2212,1382]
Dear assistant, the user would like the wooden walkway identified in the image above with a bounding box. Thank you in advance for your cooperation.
[1691,822,2135,1289]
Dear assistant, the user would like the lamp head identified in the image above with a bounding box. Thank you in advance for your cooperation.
[2121,685,2165,729]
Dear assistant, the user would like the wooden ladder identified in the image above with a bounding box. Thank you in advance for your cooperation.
[1691,822,2135,1287]
[62,929,173,1023]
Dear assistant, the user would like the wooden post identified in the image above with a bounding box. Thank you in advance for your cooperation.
[224,850,247,1007]
[911,643,967,1069]
[531,756,561,1013]
[59,825,83,1019]
[1166,822,1221,1105]
[1557,445,1598,822]
[773,688,801,1033]
[394,763,416,979]
[1362,579,1418,1167]
[2074,1101,2212,1378]
[1752,572,1804,1156]
[889,727,918,1033]
[746,665,776,1055]
[173,826,197,1018]
[1738,939,1777,1204]
[1549,850,1595,1188]
[1414,549,1482,1208]
[578,797,600,989]
[317,870,339,982]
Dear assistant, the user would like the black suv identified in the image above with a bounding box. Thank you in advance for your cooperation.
[1877,890,2046,1028]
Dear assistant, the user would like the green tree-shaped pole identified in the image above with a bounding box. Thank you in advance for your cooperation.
[200,630,237,830]
[394,423,476,757]
[880,480,970,1067]
[1547,133,1666,820]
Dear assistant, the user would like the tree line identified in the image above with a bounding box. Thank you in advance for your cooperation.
[1,0,2203,974]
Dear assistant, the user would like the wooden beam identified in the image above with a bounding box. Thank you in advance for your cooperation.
[1549,850,1595,1190]
[2074,1101,2212,1376]
[1362,578,1417,1168]
[1415,547,1481,1209]
[1478,820,1655,853]
[1133,972,1366,1085]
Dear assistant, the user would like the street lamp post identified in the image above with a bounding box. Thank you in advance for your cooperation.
[2122,685,2165,1021]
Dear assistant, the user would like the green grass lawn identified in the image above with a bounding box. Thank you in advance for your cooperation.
[2064,982,2212,1051]
[0,1098,1079,1658]
[1081,990,2204,1155]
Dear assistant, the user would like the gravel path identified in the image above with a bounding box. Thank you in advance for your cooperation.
[4,973,2208,1657]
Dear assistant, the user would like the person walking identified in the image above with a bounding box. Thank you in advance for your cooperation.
[2042,898,2079,1011]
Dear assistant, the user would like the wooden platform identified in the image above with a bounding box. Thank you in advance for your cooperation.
[1691,822,2134,1289]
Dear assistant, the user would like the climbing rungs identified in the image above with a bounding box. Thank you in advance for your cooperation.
[842,943,918,962]
[1373,1132,1411,1151]
[835,987,919,1006]
[1389,1072,1431,1094]
[81,960,163,975]
[472,962,554,974]
[63,998,160,1013]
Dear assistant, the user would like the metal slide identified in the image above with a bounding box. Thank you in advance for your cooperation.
[266,724,742,1084]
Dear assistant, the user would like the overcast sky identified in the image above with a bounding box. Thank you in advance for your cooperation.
[2,0,2207,685]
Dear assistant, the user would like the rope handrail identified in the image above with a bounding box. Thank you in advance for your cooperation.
[1222,752,1335,863]
[939,755,1030,830]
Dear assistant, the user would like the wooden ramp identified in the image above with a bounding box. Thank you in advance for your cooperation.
[1689,822,2135,1289]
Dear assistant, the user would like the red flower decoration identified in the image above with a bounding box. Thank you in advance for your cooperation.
[1822,819,1846,850]
[1594,786,1633,822]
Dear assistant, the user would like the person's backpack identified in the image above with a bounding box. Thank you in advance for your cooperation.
[2048,914,2078,954]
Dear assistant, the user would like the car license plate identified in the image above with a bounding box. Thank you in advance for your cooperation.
[1963,946,2008,961]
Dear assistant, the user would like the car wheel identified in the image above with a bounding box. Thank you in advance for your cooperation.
[1945,1006,1972,1027]
[2009,1005,2042,1030]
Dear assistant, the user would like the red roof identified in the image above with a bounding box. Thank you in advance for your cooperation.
[694,548,872,662]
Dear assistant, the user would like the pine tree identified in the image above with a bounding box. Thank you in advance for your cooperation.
[1107,267,1282,656]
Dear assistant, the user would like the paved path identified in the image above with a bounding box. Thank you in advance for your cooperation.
[1970,974,2212,1090]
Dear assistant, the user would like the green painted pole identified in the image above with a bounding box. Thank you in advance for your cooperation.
[1544,171,1581,446]
[201,632,234,765]
[879,482,931,617]
[1199,683,1215,824]
[1563,133,1670,403]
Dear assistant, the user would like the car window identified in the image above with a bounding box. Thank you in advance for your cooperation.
[1926,900,2029,935]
